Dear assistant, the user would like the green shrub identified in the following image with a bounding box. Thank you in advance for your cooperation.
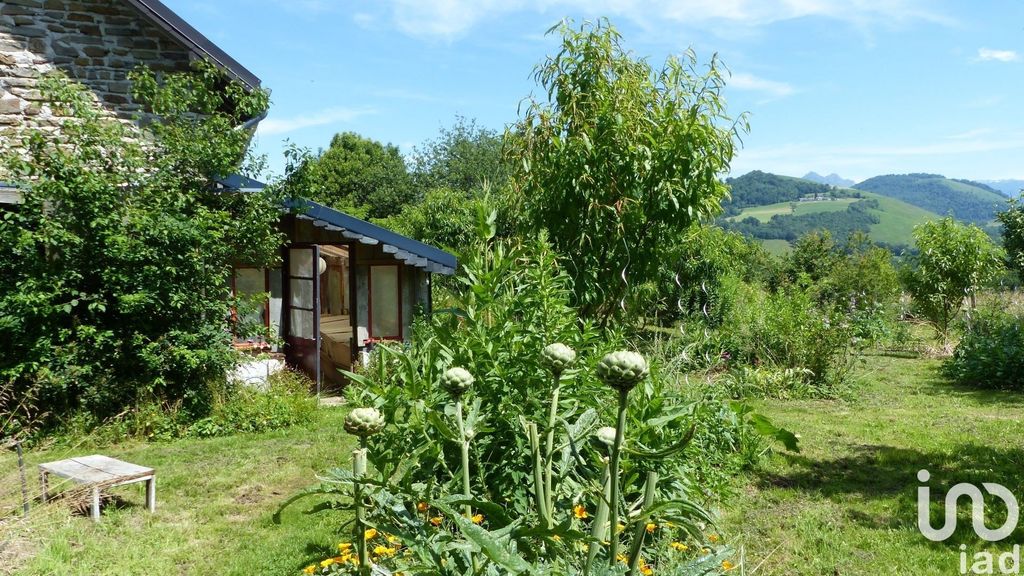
[717,283,861,396]
[41,369,318,444]
[717,366,815,400]
[944,308,1024,389]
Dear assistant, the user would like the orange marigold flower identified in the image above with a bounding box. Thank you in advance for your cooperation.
[430,516,443,526]
[722,560,735,571]
[708,533,720,543]
[640,566,653,576]
[573,504,588,519]
[417,501,429,512]
[645,522,657,534]
[302,565,315,575]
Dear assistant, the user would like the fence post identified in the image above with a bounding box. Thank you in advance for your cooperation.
[16,440,29,516]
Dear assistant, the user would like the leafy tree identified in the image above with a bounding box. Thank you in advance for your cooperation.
[506,19,746,324]
[304,132,415,220]
[0,63,279,431]
[997,197,1024,276]
[787,230,840,284]
[903,218,1005,339]
[410,116,508,193]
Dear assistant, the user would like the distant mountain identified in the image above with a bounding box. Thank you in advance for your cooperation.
[853,173,1005,224]
[981,180,1023,197]
[802,171,855,188]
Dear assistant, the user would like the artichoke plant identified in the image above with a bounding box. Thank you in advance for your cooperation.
[540,343,576,375]
[344,407,385,437]
[440,366,475,397]
[595,426,618,448]
[596,350,649,391]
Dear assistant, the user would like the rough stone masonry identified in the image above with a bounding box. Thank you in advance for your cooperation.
[0,0,195,157]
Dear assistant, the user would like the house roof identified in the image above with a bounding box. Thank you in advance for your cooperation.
[289,198,458,275]
[124,0,262,90]
[215,176,457,275]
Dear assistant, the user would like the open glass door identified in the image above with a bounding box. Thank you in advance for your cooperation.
[286,246,321,394]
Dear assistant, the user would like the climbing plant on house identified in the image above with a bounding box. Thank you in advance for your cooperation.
[0,62,279,434]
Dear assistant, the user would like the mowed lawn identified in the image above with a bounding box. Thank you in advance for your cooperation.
[1,407,355,576]
[720,355,1024,575]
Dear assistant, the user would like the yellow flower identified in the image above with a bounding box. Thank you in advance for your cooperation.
[320,557,334,568]
[303,566,315,575]
[471,514,484,524]
[670,542,688,552]
[552,534,562,542]
[337,542,352,552]
[722,560,735,571]
[640,566,653,576]
[701,547,711,555]
[364,528,378,540]
[573,504,588,519]
[645,522,657,534]
[417,501,429,512]
[386,534,401,545]
[430,516,443,526]
[615,523,626,533]
[374,545,397,557]
[708,533,720,543]
[616,553,629,564]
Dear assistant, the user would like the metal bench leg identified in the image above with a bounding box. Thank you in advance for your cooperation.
[146,476,156,513]
[91,487,101,522]
[39,470,49,503]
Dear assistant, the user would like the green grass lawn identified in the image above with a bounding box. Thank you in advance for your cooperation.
[720,354,1024,575]
[1,407,355,576]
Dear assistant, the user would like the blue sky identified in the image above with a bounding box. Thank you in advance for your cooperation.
[164,0,1024,183]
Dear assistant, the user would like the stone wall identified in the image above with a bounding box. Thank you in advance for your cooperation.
[0,0,195,154]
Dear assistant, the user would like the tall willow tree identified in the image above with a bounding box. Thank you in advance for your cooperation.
[506,19,746,324]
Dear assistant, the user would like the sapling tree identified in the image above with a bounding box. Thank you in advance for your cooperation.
[903,217,1005,340]
[506,18,746,325]
[997,197,1024,277]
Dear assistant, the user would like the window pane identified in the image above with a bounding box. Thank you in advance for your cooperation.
[370,266,400,338]
[289,309,314,339]
[290,278,313,309]
[289,248,313,277]
[234,269,266,330]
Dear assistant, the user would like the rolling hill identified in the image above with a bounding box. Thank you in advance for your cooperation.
[982,179,1024,197]
[853,173,1006,224]
[719,171,942,251]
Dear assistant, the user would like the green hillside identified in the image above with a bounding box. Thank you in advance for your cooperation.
[853,173,1005,224]
[719,171,943,250]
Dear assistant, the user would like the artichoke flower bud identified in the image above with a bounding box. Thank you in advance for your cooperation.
[540,343,577,375]
[344,407,385,437]
[596,350,649,392]
[441,367,475,397]
[595,426,618,448]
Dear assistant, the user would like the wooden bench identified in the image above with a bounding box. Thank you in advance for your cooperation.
[39,454,155,522]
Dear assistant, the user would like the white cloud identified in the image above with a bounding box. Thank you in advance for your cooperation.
[729,72,795,97]
[257,107,375,136]
[386,0,951,40]
[976,48,1019,62]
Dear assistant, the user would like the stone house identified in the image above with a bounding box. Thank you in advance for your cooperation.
[0,0,457,390]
